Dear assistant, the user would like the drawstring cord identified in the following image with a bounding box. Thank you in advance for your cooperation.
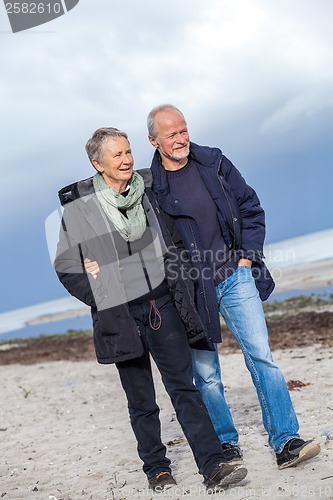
[149,300,162,330]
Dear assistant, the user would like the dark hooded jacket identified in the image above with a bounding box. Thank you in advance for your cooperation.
[150,142,275,349]
[54,170,206,364]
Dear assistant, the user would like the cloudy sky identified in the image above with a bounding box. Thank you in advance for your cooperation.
[1,0,333,313]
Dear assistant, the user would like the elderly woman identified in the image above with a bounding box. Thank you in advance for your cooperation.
[54,127,247,492]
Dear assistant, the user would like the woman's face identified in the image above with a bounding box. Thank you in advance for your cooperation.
[93,136,134,192]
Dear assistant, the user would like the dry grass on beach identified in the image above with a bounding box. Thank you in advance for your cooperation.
[1,294,332,365]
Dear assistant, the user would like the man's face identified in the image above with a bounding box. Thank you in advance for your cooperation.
[149,109,190,163]
[92,136,134,191]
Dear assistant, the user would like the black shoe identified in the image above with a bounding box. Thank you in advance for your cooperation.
[221,443,244,465]
[148,471,177,491]
[204,462,247,491]
[276,438,320,469]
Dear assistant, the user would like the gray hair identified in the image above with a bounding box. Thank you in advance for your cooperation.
[147,104,185,138]
[85,127,129,164]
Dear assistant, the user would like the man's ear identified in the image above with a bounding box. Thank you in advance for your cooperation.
[92,159,103,173]
[148,135,159,149]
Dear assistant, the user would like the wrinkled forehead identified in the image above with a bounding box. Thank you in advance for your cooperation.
[154,109,187,136]
[101,136,130,154]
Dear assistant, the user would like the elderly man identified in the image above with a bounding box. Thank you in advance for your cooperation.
[54,127,248,492]
[147,104,320,470]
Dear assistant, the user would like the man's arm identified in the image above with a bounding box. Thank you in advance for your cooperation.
[221,155,266,263]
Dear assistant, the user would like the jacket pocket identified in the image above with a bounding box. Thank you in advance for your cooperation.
[251,262,275,301]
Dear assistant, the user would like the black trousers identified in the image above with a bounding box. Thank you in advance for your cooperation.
[116,293,225,479]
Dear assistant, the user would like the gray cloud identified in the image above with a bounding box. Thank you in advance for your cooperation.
[1,0,333,225]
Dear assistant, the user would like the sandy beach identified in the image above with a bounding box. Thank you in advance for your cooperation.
[1,341,332,500]
[1,260,333,499]
[271,259,333,294]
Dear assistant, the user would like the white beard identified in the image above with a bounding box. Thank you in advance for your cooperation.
[157,142,190,162]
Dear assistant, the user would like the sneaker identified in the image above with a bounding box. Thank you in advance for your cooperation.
[276,438,321,469]
[221,443,244,465]
[204,462,247,491]
[148,471,177,491]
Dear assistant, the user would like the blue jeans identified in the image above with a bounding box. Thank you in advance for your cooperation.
[116,294,228,479]
[191,266,300,453]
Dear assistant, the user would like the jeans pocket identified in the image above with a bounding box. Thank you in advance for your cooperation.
[236,265,253,282]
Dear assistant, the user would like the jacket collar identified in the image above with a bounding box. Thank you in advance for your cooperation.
[58,177,95,206]
[189,142,222,170]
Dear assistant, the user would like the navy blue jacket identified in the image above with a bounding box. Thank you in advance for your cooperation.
[150,142,275,349]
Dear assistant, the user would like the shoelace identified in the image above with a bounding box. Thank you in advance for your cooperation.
[149,300,162,330]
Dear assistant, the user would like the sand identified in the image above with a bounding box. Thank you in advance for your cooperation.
[1,343,332,500]
[271,259,333,294]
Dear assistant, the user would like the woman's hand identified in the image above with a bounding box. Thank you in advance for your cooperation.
[84,258,100,279]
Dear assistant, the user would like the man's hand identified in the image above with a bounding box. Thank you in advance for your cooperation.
[84,258,100,279]
[238,258,252,267]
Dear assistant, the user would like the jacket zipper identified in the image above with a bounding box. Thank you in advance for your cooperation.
[217,158,237,250]
[188,220,212,326]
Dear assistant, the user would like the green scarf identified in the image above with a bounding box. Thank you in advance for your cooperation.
[93,171,146,242]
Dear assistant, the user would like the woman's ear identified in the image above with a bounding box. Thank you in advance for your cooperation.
[92,159,104,173]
